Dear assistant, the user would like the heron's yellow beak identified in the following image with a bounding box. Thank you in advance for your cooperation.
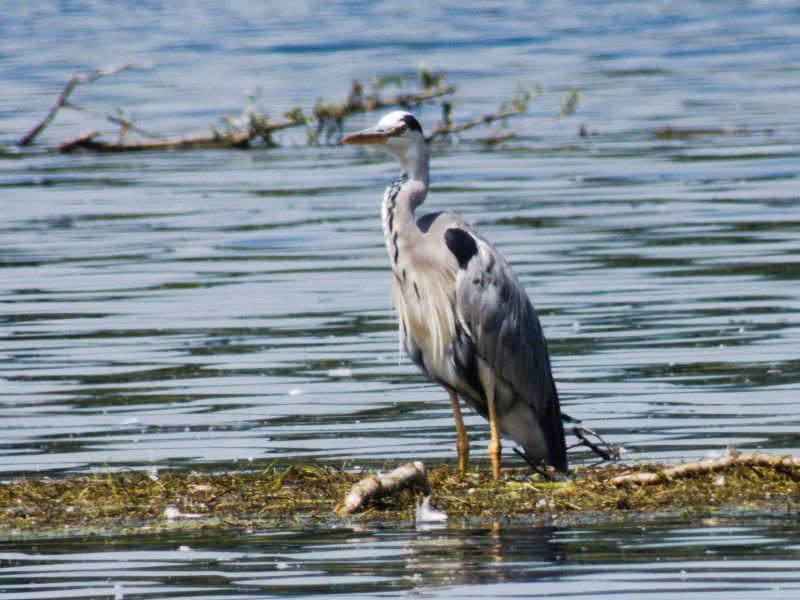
[342,125,400,145]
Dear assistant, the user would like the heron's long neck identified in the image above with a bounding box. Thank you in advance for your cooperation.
[382,162,428,270]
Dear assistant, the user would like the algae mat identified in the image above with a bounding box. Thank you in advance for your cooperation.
[3,453,800,537]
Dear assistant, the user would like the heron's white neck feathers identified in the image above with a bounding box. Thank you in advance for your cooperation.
[392,139,429,191]
[379,142,457,371]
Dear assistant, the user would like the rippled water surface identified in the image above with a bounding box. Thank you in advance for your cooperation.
[2,0,800,597]
[4,517,800,599]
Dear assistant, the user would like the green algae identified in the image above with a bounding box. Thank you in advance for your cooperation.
[2,459,799,538]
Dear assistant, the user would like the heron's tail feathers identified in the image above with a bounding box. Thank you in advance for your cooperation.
[539,377,568,472]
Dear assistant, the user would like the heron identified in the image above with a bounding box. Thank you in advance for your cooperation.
[343,110,567,480]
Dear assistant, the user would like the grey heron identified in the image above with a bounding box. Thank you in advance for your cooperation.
[343,111,567,480]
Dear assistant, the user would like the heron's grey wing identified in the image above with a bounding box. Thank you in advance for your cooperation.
[447,228,567,470]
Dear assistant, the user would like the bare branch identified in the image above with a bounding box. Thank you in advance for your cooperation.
[425,106,525,142]
[568,426,622,463]
[62,101,166,140]
[26,63,575,153]
[610,451,800,487]
[18,61,148,147]
[53,116,304,153]
[311,82,456,144]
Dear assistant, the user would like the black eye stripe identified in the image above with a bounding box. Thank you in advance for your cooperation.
[400,114,423,133]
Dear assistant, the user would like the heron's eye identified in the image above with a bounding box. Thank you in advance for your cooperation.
[397,124,408,134]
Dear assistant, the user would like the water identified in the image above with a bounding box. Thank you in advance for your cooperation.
[3,517,800,598]
[2,1,800,597]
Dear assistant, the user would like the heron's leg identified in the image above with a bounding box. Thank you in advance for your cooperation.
[446,387,469,478]
[485,384,502,481]
[477,360,502,481]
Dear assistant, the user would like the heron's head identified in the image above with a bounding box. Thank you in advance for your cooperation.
[342,111,428,178]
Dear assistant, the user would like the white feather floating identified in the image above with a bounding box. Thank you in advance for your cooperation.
[415,495,448,524]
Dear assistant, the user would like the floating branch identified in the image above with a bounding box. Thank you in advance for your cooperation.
[311,79,457,144]
[426,106,527,142]
[426,84,541,142]
[337,461,431,516]
[55,118,304,153]
[18,61,148,147]
[483,87,579,145]
[653,126,773,139]
[16,62,578,153]
[610,451,800,487]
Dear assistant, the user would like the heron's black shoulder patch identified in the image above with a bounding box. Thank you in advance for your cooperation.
[444,228,478,269]
[417,211,444,233]
[401,114,423,133]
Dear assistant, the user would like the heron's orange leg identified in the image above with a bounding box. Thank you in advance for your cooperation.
[446,387,469,479]
[484,384,502,481]
[476,359,502,481]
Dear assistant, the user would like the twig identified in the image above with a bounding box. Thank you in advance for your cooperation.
[312,83,456,144]
[18,61,147,147]
[512,448,554,481]
[568,425,621,462]
[336,461,431,516]
[54,130,101,153]
[610,451,800,487]
[425,106,526,142]
[483,88,579,145]
[62,101,166,140]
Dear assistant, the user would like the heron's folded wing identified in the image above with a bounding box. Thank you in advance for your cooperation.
[454,235,567,469]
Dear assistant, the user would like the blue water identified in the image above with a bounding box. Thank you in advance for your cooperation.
[2,1,800,597]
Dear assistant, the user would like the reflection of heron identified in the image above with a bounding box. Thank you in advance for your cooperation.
[343,111,567,480]
[402,522,564,589]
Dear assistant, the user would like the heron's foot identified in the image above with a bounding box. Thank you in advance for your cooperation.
[488,439,502,481]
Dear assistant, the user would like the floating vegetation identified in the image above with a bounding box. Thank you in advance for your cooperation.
[653,125,773,139]
[12,62,576,153]
[2,452,799,537]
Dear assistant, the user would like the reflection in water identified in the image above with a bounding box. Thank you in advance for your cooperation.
[403,522,563,590]
[2,517,800,598]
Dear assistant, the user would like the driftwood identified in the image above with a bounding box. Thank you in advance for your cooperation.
[653,126,772,139]
[50,85,455,153]
[54,125,291,153]
[18,61,147,147]
[16,63,577,154]
[337,461,431,516]
[610,452,800,487]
